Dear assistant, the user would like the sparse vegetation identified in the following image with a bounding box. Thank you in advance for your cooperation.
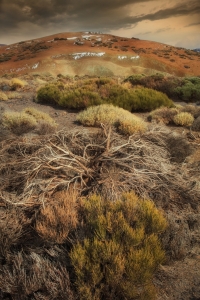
[148,107,179,125]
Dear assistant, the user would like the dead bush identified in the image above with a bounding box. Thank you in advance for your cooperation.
[191,116,200,131]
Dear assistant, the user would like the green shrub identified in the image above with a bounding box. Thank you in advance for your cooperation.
[173,112,194,127]
[36,83,63,104]
[2,111,37,135]
[36,80,173,112]
[70,192,167,300]
[76,104,147,135]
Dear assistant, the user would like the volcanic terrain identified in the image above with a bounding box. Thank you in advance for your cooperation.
[0,32,200,77]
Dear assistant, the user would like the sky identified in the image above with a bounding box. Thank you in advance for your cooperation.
[0,0,200,49]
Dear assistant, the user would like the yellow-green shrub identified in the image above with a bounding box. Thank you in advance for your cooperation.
[36,79,174,112]
[76,104,147,135]
[173,112,194,127]
[2,111,37,135]
[23,107,56,125]
[117,115,147,135]
[0,91,8,101]
[10,78,26,90]
[70,192,167,300]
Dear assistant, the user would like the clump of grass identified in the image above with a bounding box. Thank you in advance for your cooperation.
[0,91,8,101]
[70,192,167,300]
[7,91,23,99]
[10,78,26,90]
[2,111,37,135]
[117,115,147,135]
[76,104,147,135]
[173,112,194,127]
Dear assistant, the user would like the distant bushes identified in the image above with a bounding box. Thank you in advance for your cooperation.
[125,74,200,102]
[70,192,167,300]
[36,78,173,112]
[77,104,147,135]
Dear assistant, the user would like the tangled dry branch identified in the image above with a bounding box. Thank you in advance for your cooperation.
[0,126,199,208]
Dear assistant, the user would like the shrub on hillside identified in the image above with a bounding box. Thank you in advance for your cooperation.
[76,104,147,135]
[70,192,167,300]
[2,111,37,135]
[173,112,194,127]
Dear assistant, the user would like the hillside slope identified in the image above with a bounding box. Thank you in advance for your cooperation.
[0,32,200,77]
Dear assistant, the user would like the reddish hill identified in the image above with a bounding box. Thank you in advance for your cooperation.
[0,32,200,77]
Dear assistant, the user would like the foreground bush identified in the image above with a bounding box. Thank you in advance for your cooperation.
[76,104,147,135]
[173,112,194,127]
[70,192,167,300]
[36,79,173,112]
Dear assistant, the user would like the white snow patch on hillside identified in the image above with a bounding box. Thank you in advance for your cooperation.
[72,52,105,60]
[67,37,78,40]
[32,62,39,69]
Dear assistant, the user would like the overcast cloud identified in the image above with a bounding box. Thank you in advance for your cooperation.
[0,0,200,48]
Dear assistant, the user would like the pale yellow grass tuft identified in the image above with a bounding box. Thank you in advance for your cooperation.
[173,112,194,127]
[0,91,8,101]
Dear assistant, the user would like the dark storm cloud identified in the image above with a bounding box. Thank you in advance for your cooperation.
[0,0,200,41]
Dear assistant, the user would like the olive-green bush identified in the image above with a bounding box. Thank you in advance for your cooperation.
[36,79,173,112]
[70,192,167,300]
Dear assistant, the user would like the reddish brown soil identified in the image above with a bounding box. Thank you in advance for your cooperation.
[0,32,199,77]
